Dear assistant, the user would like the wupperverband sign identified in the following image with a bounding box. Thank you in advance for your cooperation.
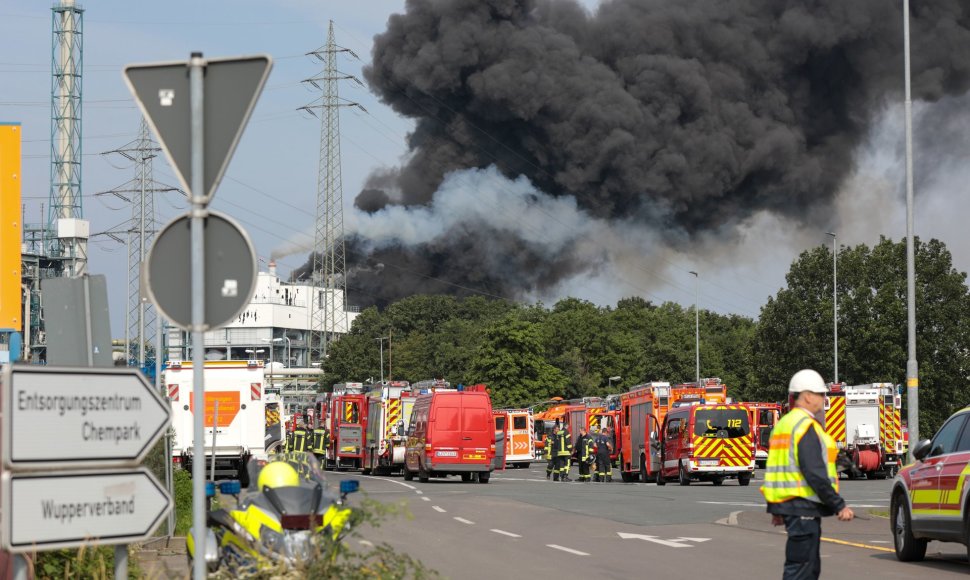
[2,366,172,469]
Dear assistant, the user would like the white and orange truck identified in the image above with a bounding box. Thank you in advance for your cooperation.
[166,359,268,486]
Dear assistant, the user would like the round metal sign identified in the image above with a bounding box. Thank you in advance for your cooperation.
[145,210,257,331]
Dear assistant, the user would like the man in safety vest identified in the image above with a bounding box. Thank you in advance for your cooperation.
[545,424,557,480]
[292,422,310,453]
[555,423,573,482]
[762,369,854,580]
[311,426,329,461]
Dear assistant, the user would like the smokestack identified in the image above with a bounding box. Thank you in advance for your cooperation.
[268,259,277,278]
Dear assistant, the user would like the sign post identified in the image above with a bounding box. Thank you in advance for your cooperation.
[124,52,271,580]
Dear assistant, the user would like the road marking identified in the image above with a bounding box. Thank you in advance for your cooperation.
[432,506,446,513]
[421,497,431,502]
[454,517,475,525]
[871,540,890,544]
[698,501,763,507]
[490,529,522,538]
[617,532,710,548]
[821,537,894,553]
[358,540,374,547]
[547,544,589,556]
[415,490,423,495]
[355,474,417,490]
[715,510,742,526]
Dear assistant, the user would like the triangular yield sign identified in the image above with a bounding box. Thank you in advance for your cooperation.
[123,54,272,202]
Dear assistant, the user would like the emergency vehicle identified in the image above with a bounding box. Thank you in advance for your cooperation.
[656,403,755,486]
[841,383,903,478]
[404,385,495,483]
[617,386,662,482]
[325,382,367,470]
[745,402,781,468]
[493,408,535,469]
[167,359,267,486]
[362,381,414,475]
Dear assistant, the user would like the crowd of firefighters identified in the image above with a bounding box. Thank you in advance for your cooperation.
[543,419,614,482]
[285,413,328,457]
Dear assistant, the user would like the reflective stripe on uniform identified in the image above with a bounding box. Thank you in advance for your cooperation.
[761,408,838,504]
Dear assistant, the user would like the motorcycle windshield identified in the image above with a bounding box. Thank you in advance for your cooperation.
[245,451,331,495]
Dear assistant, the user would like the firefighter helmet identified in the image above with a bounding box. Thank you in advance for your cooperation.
[788,369,827,394]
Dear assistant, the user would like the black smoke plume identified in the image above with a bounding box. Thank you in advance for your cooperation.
[335,0,970,307]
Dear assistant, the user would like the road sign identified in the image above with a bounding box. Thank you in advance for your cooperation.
[123,55,272,202]
[2,366,171,469]
[144,210,257,331]
[1,468,171,552]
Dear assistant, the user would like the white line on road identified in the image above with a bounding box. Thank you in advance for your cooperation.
[432,506,447,513]
[698,501,763,507]
[358,540,374,547]
[415,490,423,495]
[546,544,589,556]
[421,497,431,501]
[355,474,417,491]
[490,529,522,538]
[454,517,475,525]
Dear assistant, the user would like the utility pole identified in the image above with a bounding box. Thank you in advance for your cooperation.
[689,270,700,385]
[826,232,838,383]
[301,21,364,364]
[375,336,388,383]
[903,0,919,458]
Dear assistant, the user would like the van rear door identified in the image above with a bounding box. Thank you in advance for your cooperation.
[692,406,752,468]
[460,396,491,465]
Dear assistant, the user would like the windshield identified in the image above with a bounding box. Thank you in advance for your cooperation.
[245,451,330,493]
[694,409,750,438]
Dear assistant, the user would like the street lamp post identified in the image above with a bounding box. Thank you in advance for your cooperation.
[903,0,919,460]
[689,271,700,385]
[375,337,389,383]
[608,375,621,390]
[273,337,291,368]
[826,232,838,384]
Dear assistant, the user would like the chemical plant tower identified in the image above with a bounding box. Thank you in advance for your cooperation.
[48,0,88,277]
[301,21,363,363]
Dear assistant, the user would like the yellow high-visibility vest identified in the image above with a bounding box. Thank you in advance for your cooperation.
[761,407,839,504]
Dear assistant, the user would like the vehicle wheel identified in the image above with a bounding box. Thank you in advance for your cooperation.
[712,477,724,486]
[640,460,652,484]
[656,467,666,486]
[678,462,691,486]
[892,491,927,561]
[461,473,473,482]
[403,468,414,481]
[620,471,634,483]
[419,467,429,483]
[478,472,490,484]
[738,473,751,487]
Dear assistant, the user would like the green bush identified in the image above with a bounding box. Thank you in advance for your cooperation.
[31,545,142,579]
[174,467,194,536]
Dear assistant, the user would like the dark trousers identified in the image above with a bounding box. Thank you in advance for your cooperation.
[595,453,611,479]
[783,515,821,580]
[578,459,591,480]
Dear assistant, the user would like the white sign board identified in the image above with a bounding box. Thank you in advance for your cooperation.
[2,366,172,469]
[1,468,172,552]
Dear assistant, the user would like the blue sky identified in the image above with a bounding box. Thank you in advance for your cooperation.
[3,0,967,338]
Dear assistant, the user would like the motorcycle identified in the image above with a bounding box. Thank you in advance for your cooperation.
[187,451,358,573]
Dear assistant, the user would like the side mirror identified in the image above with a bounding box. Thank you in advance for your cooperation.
[912,439,933,461]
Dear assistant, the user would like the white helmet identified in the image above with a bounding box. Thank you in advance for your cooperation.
[788,369,827,394]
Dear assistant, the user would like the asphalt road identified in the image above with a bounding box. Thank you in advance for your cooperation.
[339,463,968,580]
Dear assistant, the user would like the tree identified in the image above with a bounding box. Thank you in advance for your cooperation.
[469,314,565,407]
[753,237,970,433]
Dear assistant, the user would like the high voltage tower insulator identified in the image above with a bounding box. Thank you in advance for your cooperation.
[299,20,364,364]
[93,119,181,367]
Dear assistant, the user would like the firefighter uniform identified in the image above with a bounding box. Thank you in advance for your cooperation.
[594,430,612,482]
[555,427,572,482]
[311,428,329,460]
[544,433,556,479]
[576,430,594,482]
[291,427,310,453]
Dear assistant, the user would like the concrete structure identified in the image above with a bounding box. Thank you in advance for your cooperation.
[166,261,358,366]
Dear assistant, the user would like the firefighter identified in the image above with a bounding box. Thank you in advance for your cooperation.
[311,425,329,461]
[292,422,310,453]
[555,423,572,482]
[762,369,854,580]
[545,425,557,480]
[594,427,613,482]
[576,426,594,482]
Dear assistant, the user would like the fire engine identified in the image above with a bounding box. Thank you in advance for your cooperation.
[840,383,903,478]
[324,382,367,470]
[617,386,662,482]
[745,402,781,468]
[657,403,755,486]
[362,381,415,475]
[493,408,535,469]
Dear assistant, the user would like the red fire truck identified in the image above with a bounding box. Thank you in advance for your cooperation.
[325,382,368,470]
[362,381,414,476]
[617,386,662,482]
[745,402,781,468]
